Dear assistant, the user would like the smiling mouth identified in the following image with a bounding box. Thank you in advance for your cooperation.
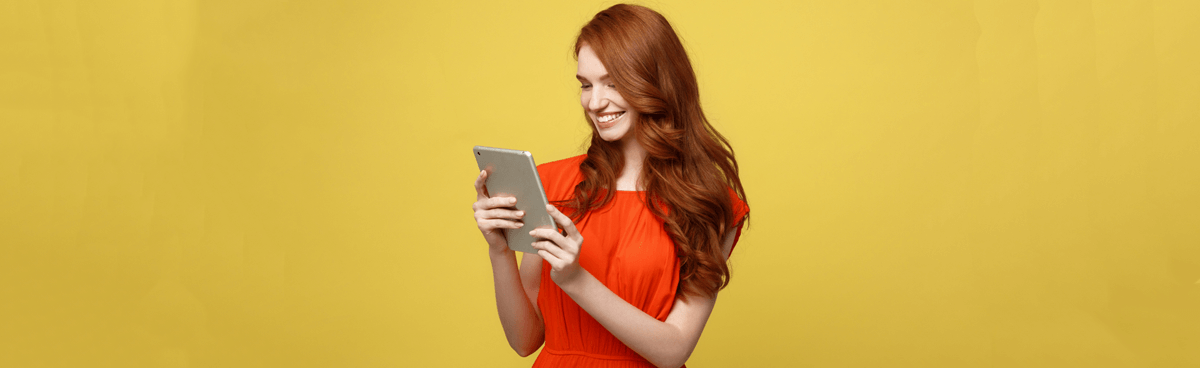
[598,111,624,123]
[596,112,625,128]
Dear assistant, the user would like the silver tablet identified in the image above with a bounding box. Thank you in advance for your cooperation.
[473,146,555,254]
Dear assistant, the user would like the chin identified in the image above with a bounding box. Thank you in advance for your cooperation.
[597,128,630,142]
[594,120,633,141]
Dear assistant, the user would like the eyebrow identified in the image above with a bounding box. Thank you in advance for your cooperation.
[576,73,610,82]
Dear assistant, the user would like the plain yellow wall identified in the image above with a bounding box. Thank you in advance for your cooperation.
[2,0,1198,367]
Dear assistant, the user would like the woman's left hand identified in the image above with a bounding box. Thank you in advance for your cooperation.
[530,204,585,287]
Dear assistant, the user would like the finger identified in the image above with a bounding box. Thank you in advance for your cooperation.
[479,196,517,210]
[532,228,580,257]
[532,241,568,269]
[531,239,570,260]
[481,208,525,221]
[536,249,562,268]
[483,219,523,230]
[478,220,521,234]
[529,228,568,246]
[545,204,581,238]
[472,196,504,212]
[474,170,488,199]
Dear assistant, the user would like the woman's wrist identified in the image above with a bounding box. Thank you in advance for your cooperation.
[555,268,593,296]
[488,246,514,260]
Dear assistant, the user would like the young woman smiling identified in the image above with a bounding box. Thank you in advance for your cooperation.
[472,4,749,368]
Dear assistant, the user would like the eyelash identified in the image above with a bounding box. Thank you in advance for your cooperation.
[580,84,615,90]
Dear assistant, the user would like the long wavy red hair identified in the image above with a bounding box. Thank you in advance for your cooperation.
[562,4,748,300]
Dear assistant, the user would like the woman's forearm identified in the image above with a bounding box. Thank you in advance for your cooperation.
[489,250,544,356]
[558,271,710,368]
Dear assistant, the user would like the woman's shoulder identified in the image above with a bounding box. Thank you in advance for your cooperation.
[728,186,749,221]
[537,154,587,200]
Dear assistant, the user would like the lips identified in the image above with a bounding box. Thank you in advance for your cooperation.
[596,111,625,129]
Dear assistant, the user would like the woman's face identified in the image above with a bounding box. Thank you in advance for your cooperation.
[577,43,639,142]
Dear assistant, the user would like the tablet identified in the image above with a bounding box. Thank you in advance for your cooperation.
[473,146,555,254]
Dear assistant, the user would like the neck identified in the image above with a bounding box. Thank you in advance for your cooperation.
[616,134,646,191]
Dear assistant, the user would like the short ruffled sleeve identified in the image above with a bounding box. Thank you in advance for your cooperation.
[537,155,587,203]
[728,187,749,255]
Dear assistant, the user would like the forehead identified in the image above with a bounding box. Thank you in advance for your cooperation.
[576,44,608,79]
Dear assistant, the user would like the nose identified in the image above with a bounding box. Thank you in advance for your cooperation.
[587,86,607,112]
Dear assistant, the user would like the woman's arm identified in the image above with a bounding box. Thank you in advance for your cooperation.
[488,249,545,356]
[474,170,545,356]
[531,204,742,368]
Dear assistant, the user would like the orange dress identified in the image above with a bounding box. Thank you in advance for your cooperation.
[532,155,748,368]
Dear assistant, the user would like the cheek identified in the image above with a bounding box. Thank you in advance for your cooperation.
[612,94,631,109]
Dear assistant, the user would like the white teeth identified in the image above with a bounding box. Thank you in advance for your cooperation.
[599,112,624,123]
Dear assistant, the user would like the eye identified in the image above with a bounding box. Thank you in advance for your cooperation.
[607,83,616,88]
[581,84,592,90]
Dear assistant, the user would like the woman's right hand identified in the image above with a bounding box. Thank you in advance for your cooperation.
[473,170,526,255]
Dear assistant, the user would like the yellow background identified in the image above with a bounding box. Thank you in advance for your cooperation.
[2,0,1197,366]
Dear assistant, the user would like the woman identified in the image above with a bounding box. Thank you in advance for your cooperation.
[471,4,748,368]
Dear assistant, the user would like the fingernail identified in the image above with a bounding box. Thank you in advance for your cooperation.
[516,211,524,216]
